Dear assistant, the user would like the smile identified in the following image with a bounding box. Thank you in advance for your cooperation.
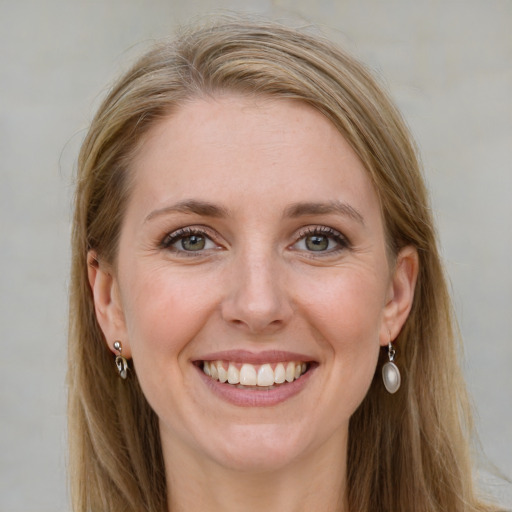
[202,361,308,387]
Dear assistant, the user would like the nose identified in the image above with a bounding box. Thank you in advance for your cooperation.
[221,250,294,334]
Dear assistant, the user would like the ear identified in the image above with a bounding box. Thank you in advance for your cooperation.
[380,245,419,345]
[87,251,131,358]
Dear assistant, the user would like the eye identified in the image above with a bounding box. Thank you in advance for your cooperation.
[292,226,349,254]
[161,227,219,254]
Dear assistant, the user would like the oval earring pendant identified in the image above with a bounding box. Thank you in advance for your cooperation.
[382,361,401,394]
[115,355,128,379]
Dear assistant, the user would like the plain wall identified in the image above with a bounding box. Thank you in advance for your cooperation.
[0,1,510,510]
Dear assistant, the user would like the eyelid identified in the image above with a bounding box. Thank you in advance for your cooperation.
[291,225,351,253]
[158,224,349,256]
[296,225,343,237]
[160,225,222,253]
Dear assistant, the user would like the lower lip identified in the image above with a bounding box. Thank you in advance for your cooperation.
[195,364,315,407]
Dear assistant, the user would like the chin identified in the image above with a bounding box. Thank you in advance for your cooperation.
[204,424,308,473]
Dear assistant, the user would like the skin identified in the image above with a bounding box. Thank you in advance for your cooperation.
[89,95,418,512]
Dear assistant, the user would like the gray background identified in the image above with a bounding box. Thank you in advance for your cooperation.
[1,1,511,510]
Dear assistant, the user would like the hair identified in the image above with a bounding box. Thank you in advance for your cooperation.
[68,16,503,512]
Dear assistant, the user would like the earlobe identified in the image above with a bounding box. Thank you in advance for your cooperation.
[87,251,131,358]
[381,246,419,345]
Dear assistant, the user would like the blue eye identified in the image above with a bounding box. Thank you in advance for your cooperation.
[162,228,218,253]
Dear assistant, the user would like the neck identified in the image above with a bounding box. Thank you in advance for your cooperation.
[162,431,349,512]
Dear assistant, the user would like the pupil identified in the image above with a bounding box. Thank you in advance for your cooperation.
[182,235,205,251]
[306,235,328,251]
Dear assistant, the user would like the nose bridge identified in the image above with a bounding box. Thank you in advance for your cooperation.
[222,242,292,333]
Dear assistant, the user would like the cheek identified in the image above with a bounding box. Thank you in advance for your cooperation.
[296,267,386,407]
[119,265,219,360]
[299,265,387,347]
[117,265,222,428]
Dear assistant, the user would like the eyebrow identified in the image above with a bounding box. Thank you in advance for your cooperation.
[283,200,365,225]
[145,198,364,225]
[145,199,229,223]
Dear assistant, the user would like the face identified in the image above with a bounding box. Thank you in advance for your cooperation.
[91,95,417,474]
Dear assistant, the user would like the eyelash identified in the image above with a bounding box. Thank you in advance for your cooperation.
[160,227,220,256]
[292,226,350,254]
[160,225,350,256]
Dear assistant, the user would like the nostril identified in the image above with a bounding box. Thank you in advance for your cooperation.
[220,270,294,333]
[229,316,286,334]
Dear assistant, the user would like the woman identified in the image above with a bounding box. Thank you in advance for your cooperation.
[68,18,504,512]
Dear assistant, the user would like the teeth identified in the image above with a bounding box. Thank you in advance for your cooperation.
[227,363,240,384]
[274,363,286,384]
[217,363,228,383]
[285,362,295,383]
[202,360,308,386]
[257,364,274,386]
[240,364,257,385]
[210,362,218,380]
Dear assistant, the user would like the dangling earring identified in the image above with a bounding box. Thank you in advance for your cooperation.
[382,340,401,394]
[113,341,128,379]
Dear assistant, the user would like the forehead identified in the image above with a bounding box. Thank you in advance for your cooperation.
[128,95,380,221]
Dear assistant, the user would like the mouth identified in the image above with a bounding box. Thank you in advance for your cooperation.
[200,360,310,389]
[193,350,317,406]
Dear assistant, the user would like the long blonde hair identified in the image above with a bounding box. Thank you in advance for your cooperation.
[68,17,502,512]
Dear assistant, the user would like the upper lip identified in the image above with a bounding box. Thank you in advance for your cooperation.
[195,349,315,365]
